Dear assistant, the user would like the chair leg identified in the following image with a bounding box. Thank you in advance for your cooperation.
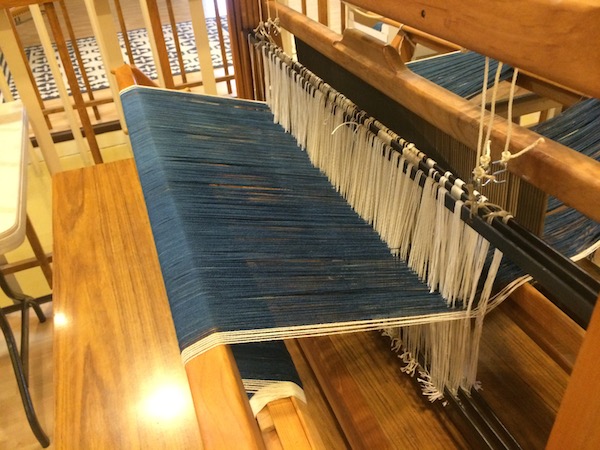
[0,308,50,447]
[0,273,50,447]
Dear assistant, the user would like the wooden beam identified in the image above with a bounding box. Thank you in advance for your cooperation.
[503,283,584,374]
[114,69,266,449]
[44,2,103,164]
[0,8,61,174]
[547,295,600,449]
[53,159,202,449]
[186,346,265,450]
[138,0,174,88]
[226,0,261,99]
[347,0,600,99]
[0,0,46,7]
[273,3,600,224]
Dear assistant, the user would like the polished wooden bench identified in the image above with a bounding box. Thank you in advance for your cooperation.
[53,159,205,448]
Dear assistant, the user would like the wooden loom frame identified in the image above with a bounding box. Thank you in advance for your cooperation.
[53,1,600,449]
[233,1,600,447]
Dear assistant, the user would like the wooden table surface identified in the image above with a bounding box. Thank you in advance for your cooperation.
[53,158,203,449]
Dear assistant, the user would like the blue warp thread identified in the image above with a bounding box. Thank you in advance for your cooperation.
[122,87,453,355]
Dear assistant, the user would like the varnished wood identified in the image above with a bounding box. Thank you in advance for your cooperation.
[113,0,136,65]
[140,0,176,88]
[114,64,158,88]
[29,3,94,167]
[256,407,284,449]
[477,305,569,449]
[114,63,265,449]
[273,3,600,224]
[297,333,471,449]
[256,396,327,450]
[265,398,314,450]
[0,0,46,7]
[504,283,584,374]
[316,0,327,25]
[226,0,260,99]
[44,2,103,164]
[186,346,265,450]
[292,304,569,449]
[345,0,600,99]
[57,0,102,121]
[548,296,600,449]
[166,0,188,83]
[285,340,349,450]
[7,8,53,131]
[211,0,233,94]
[0,253,53,276]
[53,159,202,448]
[256,397,328,450]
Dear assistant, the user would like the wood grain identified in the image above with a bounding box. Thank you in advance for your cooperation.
[347,0,600,99]
[0,0,46,7]
[547,296,600,449]
[186,346,265,450]
[44,2,103,164]
[504,283,584,374]
[256,396,327,450]
[53,159,202,449]
[297,333,470,449]
[273,3,600,224]
[477,306,569,449]
[285,340,349,450]
[289,304,570,449]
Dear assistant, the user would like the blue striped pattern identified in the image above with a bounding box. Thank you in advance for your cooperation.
[407,51,513,99]
[410,52,600,261]
[122,87,453,353]
[533,99,600,257]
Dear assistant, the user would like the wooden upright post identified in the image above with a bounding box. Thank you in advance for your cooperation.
[547,295,600,449]
[225,0,261,99]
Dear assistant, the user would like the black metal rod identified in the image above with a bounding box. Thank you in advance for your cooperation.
[0,308,50,447]
[20,300,30,380]
[465,388,523,450]
[444,387,509,450]
[1,294,52,316]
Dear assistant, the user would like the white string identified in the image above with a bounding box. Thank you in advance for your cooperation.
[331,121,360,135]
[503,68,519,154]
[475,57,490,180]
[500,137,545,164]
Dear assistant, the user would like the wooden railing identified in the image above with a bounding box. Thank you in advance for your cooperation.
[0,0,234,173]
[0,0,234,301]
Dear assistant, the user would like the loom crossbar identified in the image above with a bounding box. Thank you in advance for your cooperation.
[385,129,599,327]
[256,37,600,328]
[273,3,600,225]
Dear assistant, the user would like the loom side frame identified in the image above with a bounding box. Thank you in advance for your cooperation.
[337,0,600,100]
[117,66,266,450]
[250,2,600,447]
[271,2,600,226]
